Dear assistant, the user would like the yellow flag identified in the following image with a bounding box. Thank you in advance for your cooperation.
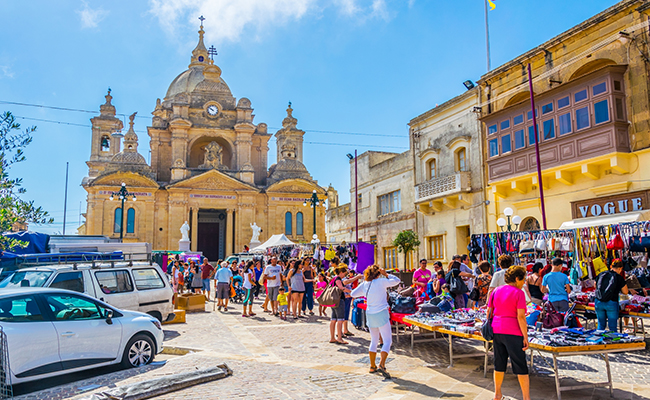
[488,0,496,10]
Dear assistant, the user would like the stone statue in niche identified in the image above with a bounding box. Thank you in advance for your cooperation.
[199,141,223,169]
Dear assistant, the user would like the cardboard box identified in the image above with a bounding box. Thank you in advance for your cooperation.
[175,293,206,311]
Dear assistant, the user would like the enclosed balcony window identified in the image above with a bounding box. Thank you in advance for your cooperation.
[488,124,498,135]
[543,118,555,140]
[528,126,537,146]
[593,82,607,96]
[500,120,510,130]
[542,102,553,114]
[501,135,512,154]
[559,113,572,135]
[514,129,525,150]
[558,96,570,109]
[513,114,524,125]
[594,99,609,124]
[489,139,499,157]
[576,107,590,130]
[575,89,588,103]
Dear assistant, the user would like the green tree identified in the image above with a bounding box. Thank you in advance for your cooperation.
[0,112,53,251]
[393,230,421,271]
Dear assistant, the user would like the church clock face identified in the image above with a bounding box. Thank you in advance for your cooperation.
[207,105,219,116]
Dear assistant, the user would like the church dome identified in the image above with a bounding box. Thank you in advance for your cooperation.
[111,151,147,164]
[165,66,233,100]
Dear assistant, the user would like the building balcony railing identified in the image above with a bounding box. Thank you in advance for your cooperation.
[415,172,471,203]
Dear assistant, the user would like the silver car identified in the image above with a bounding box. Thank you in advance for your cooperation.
[0,288,164,385]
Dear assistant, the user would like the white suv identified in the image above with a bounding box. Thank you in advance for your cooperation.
[0,262,174,322]
[0,288,164,384]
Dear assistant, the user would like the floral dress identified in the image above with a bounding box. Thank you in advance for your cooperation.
[476,273,492,306]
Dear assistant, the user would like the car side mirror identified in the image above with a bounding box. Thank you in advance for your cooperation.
[105,309,114,325]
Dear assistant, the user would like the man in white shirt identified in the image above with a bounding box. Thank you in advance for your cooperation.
[263,256,282,315]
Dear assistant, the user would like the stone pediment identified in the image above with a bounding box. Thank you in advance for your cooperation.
[90,171,159,188]
[167,169,258,192]
[266,178,324,194]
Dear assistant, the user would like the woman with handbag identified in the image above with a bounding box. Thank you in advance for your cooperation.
[328,266,353,344]
[487,265,530,400]
[351,264,400,379]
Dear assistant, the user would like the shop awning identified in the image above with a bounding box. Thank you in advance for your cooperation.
[559,212,646,229]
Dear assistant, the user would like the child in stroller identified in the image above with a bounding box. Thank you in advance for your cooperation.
[231,275,245,303]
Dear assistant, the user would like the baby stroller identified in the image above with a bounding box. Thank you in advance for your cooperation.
[231,277,245,303]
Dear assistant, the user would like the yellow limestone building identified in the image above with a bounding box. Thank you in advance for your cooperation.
[479,0,650,231]
[81,23,326,260]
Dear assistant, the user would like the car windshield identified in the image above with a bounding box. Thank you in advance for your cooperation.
[0,271,52,288]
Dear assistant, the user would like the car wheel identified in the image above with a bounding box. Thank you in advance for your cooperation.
[121,334,155,368]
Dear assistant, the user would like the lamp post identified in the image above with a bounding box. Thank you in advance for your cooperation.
[109,182,136,242]
[496,207,521,232]
[303,190,321,238]
[346,151,358,243]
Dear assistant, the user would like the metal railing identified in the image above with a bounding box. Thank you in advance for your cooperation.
[414,172,471,202]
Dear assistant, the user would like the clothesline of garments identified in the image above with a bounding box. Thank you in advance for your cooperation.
[260,242,376,274]
[469,221,650,280]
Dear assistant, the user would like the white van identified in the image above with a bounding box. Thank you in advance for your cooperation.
[0,262,175,322]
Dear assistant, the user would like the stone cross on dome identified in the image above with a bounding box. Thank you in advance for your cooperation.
[199,15,205,28]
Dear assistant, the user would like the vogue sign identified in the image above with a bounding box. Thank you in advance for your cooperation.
[571,191,648,219]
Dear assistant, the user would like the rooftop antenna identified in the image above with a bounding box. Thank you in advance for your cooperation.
[208,45,218,60]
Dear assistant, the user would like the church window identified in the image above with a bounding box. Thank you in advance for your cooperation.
[296,212,303,236]
[113,208,122,233]
[285,212,292,236]
[126,208,135,234]
[101,136,110,152]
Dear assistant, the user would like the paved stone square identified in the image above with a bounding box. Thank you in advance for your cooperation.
[14,296,650,400]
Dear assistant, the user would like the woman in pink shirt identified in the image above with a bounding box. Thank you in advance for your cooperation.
[486,265,530,400]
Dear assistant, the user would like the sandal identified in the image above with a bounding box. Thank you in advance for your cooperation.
[336,340,349,345]
[242,314,249,317]
[329,340,339,343]
[249,313,257,316]
[223,307,228,312]
[343,332,355,337]
[376,366,391,379]
[369,366,378,374]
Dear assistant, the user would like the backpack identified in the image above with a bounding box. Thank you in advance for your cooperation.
[595,271,619,302]
[446,270,468,295]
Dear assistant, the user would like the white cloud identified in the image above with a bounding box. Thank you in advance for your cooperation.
[0,65,14,79]
[77,1,109,29]
[149,0,394,43]
[370,0,390,21]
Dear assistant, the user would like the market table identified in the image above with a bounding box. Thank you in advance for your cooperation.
[528,341,646,400]
[403,316,493,377]
[574,304,650,335]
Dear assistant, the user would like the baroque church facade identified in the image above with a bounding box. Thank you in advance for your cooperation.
[81,22,326,261]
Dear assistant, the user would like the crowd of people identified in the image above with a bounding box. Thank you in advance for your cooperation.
[164,250,632,394]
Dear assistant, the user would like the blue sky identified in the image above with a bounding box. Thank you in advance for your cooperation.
[0,0,618,234]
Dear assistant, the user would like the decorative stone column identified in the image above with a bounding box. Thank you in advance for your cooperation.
[226,208,234,256]
[191,207,199,252]
[169,118,191,181]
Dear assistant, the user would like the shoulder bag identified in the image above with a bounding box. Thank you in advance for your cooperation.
[468,276,480,302]
[316,278,342,306]
[481,291,495,341]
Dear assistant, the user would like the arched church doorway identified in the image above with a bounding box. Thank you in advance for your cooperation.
[197,209,227,261]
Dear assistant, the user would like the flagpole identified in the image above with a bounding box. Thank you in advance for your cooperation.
[527,64,547,230]
[485,0,491,71]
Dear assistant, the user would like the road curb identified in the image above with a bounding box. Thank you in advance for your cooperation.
[78,363,232,400]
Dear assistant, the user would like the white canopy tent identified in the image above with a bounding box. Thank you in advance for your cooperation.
[559,211,646,230]
[250,234,296,252]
